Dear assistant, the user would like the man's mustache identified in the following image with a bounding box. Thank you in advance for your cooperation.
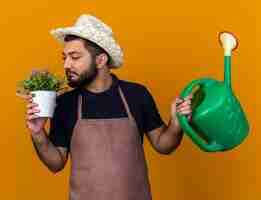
[66,71,79,76]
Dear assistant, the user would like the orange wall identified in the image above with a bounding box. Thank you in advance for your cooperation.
[2,0,260,199]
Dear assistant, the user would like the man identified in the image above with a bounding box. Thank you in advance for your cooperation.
[21,14,193,200]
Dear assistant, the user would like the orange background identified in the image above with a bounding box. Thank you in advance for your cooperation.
[2,0,260,199]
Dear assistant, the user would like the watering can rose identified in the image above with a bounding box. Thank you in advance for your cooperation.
[16,69,69,118]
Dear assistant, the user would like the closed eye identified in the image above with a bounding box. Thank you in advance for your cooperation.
[72,56,81,60]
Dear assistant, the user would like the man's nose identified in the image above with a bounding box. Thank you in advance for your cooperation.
[63,58,72,70]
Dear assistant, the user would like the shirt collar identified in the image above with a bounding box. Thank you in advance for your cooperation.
[78,73,119,95]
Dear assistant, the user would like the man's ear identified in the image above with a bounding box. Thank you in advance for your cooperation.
[96,53,109,69]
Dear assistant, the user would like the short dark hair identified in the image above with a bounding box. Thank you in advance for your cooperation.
[64,34,111,65]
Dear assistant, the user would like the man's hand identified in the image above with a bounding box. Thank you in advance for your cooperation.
[171,93,193,129]
[16,92,48,135]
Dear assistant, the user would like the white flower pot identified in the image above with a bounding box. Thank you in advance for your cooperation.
[30,91,57,118]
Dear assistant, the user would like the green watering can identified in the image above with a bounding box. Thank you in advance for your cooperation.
[177,32,250,152]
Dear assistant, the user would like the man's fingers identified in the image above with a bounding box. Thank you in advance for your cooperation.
[175,97,183,104]
[26,103,38,109]
[16,92,32,100]
[179,110,192,115]
[27,108,40,115]
[175,95,193,122]
[177,100,191,108]
[27,114,39,120]
[177,107,192,114]
[184,94,193,100]
[16,92,29,98]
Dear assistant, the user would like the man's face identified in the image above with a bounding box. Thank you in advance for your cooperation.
[62,39,98,88]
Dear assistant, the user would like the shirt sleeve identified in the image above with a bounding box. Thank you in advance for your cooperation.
[141,86,165,133]
[48,98,70,149]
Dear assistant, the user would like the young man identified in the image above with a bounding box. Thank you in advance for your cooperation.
[21,14,192,200]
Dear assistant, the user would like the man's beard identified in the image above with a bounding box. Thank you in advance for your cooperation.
[66,61,98,88]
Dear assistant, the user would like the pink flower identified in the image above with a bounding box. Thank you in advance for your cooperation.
[31,69,39,77]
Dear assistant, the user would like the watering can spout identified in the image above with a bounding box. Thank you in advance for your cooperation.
[219,32,238,89]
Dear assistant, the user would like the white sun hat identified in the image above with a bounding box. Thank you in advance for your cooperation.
[50,14,124,68]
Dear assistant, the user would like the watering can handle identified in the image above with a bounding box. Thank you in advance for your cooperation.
[177,79,224,152]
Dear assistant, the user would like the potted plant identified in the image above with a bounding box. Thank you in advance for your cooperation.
[16,69,68,118]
